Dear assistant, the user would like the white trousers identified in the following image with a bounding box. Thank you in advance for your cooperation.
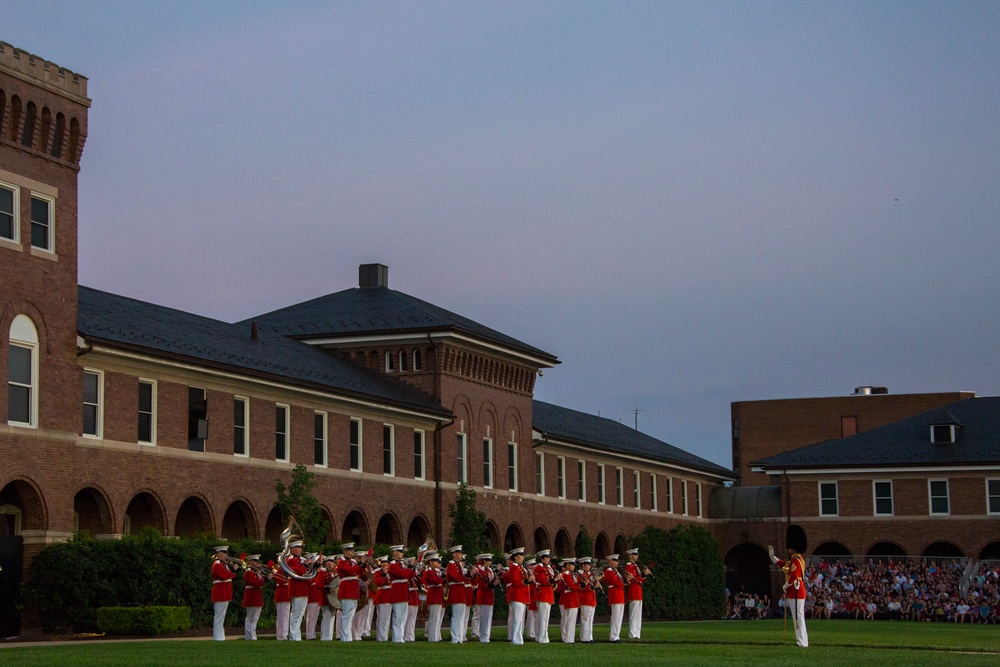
[427,604,444,642]
[320,605,336,640]
[352,601,371,640]
[789,597,809,647]
[449,604,467,643]
[508,601,526,645]
[628,599,643,639]
[535,601,551,643]
[339,599,357,641]
[525,608,536,639]
[213,601,228,641]
[561,606,578,643]
[289,596,308,641]
[376,603,391,641]
[275,601,290,640]
[609,603,624,641]
[391,600,407,642]
[243,606,261,640]
[477,604,493,642]
[405,604,418,641]
[306,601,320,639]
[579,604,595,642]
[463,600,472,639]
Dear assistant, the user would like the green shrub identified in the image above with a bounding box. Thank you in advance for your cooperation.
[96,606,191,635]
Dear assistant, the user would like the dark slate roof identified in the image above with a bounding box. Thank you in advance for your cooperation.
[240,287,559,365]
[531,400,734,478]
[754,396,1000,470]
[77,286,450,417]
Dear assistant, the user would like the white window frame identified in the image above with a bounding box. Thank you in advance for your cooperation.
[412,349,422,371]
[615,467,624,507]
[138,379,157,445]
[507,441,518,491]
[456,432,468,484]
[928,478,950,515]
[819,480,839,517]
[681,479,689,516]
[414,429,425,480]
[349,417,363,472]
[986,478,1000,516]
[578,460,586,502]
[696,482,703,517]
[873,479,894,516]
[275,403,290,462]
[0,180,19,244]
[633,470,641,509]
[930,424,956,444]
[385,351,394,373]
[483,437,494,489]
[82,368,103,439]
[313,410,327,467]
[8,315,38,428]
[650,473,658,512]
[667,477,674,513]
[556,456,566,499]
[0,504,22,535]
[233,396,249,457]
[597,463,606,504]
[535,452,545,496]
[382,423,395,476]
[29,192,55,253]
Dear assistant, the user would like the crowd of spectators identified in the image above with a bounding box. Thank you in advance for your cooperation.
[727,558,999,623]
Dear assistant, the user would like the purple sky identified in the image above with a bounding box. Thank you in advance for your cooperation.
[7,1,1000,467]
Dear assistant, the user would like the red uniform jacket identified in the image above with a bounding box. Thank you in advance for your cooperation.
[446,560,469,605]
[422,567,446,605]
[559,571,581,609]
[533,563,556,604]
[273,570,290,603]
[625,562,645,601]
[502,566,513,604]
[211,560,234,603]
[372,569,392,605]
[309,569,329,604]
[286,555,309,599]
[777,555,807,600]
[336,558,365,600]
[388,559,415,604]
[474,564,495,606]
[578,571,598,607]
[242,569,266,608]
[603,566,625,605]
[508,563,531,604]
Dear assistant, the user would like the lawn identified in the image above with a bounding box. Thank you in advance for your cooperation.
[1,620,997,666]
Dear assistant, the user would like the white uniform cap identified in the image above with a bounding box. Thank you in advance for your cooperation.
[606,554,620,561]
[536,549,551,558]
[341,542,355,550]
[390,544,405,552]
[449,545,463,553]
[626,548,639,555]
[213,545,229,553]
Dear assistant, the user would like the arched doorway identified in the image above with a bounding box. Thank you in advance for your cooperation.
[124,492,165,535]
[0,480,46,532]
[613,535,627,556]
[73,487,113,536]
[221,500,256,540]
[484,521,500,551]
[725,543,771,598]
[554,528,572,558]
[504,524,523,552]
[533,527,550,553]
[812,541,851,558]
[264,506,283,543]
[175,496,212,537]
[375,513,401,545]
[594,532,610,560]
[407,515,432,548]
[342,510,369,545]
[979,542,1000,559]
[867,541,906,557]
[923,541,964,559]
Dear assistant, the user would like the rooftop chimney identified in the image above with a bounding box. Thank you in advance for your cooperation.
[359,263,388,289]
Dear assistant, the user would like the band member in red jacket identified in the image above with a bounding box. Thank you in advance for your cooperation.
[577,557,598,643]
[387,545,413,643]
[285,540,310,641]
[336,543,365,641]
[558,558,581,643]
[446,545,469,643]
[372,556,392,641]
[603,554,625,642]
[507,547,531,645]
[421,552,446,642]
[273,555,291,640]
[532,549,556,643]
[525,557,537,641]
[210,546,234,641]
[473,553,496,643]
[241,554,269,640]
[306,555,328,640]
[771,524,809,648]
[405,559,421,642]
[624,548,650,640]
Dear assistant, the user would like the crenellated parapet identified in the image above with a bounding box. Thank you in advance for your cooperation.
[0,41,89,104]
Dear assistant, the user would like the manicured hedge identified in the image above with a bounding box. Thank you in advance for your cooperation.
[96,606,191,635]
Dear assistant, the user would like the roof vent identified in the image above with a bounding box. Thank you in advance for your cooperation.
[359,263,388,289]
[854,386,872,395]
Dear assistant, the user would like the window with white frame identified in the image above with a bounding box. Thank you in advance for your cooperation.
[873,480,893,516]
[385,351,394,373]
[233,397,249,456]
[507,441,518,491]
[696,482,703,517]
[138,379,156,444]
[615,467,624,506]
[650,473,657,511]
[275,404,289,461]
[535,452,544,495]
[30,194,54,252]
[413,349,422,371]
[82,369,103,438]
[681,480,689,515]
[456,433,467,484]
[597,463,605,504]
[819,481,839,516]
[349,418,362,471]
[313,411,327,466]
[0,504,22,536]
[188,387,207,452]
[1,181,19,242]
[633,471,640,508]
[8,315,38,428]
[557,457,566,499]
[483,438,493,488]
[382,424,395,476]
[578,460,586,501]
[414,430,425,480]
[398,350,408,372]
[929,479,950,515]
[987,479,1000,515]
[667,477,674,513]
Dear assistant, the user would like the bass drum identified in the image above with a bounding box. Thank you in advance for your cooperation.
[358,579,369,607]
[327,577,342,610]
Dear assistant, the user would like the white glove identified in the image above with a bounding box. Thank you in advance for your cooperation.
[768,545,778,564]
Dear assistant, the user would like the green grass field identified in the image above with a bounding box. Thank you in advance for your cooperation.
[1,620,997,666]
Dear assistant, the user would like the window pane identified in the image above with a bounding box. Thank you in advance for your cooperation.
[0,186,13,239]
[9,386,30,423]
[383,425,392,474]
[930,480,947,496]
[83,372,98,404]
[138,382,153,442]
[350,420,360,469]
[9,345,31,384]
[30,197,50,250]
[138,382,153,412]
[83,405,97,435]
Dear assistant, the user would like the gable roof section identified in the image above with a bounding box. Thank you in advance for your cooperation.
[77,286,450,418]
[532,400,733,478]
[241,287,559,366]
[753,396,1000,471]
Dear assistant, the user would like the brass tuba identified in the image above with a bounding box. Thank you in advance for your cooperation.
[277,514,319,582]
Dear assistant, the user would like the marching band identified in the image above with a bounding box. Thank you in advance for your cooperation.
[210,536,652,644]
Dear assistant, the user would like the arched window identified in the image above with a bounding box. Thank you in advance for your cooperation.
[0,91,6,138]
[39,107,52,153]
[8,314,39,427]
[9,96,22,142]
[385,351,394,373]
[412,349,422,371]
[67,117,81,163]
[21,101,37,148]
[50,112,65,158]
[398,350,407,372]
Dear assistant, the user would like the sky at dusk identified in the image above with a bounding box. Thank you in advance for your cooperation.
[6,1,999,468]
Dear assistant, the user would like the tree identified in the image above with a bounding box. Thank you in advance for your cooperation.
[574,526,594,558]
[631,523,726,620]
[447,483,488,554]
[275,464,329,548]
